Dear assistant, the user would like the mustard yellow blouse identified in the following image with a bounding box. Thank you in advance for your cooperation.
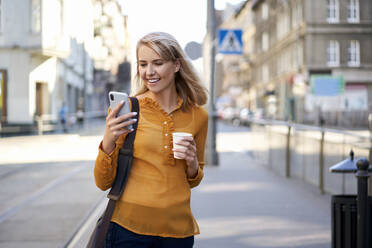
[94,97,208,238]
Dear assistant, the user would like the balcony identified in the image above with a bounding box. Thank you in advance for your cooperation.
[0,0,69,58]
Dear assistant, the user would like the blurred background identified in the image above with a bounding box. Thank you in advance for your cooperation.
[0,0,371,247]
[0,0,371,133]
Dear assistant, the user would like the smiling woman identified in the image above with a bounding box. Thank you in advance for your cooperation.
[137,45,180,104]
[94,32,209,248]
[133,32,207,111]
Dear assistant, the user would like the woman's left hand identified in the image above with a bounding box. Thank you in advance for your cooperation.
[172,136,199,178]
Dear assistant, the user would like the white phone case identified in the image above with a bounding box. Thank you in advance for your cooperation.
[108,91,132,130]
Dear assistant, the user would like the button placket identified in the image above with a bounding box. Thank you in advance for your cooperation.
[163,119,169,151]
[161,112,176,165]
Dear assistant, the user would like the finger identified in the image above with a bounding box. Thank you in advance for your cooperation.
[110,119,137,131]
[174,139,193,147]
[112,128,132,138]
[108,112,137,127]
[185,146,196,155]
[173,141,196,153]
[176,137,195,146]
[180,136,194,142]
[173,147,192,156]
[116,111,138,122]
[174,152,187,160]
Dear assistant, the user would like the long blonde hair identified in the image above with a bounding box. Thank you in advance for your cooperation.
[132,32,208,110]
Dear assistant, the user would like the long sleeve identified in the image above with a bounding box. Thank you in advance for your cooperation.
[94,134,126,191]
[188,109,208,188]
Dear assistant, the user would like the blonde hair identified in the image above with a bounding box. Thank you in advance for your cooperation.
[132,32,208,110]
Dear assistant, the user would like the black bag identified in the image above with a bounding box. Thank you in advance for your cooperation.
[87,97,139,248]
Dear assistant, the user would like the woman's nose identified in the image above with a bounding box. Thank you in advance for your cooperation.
[146,65,155,76]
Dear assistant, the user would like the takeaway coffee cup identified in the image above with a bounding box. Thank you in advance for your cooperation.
[172,132,192,159]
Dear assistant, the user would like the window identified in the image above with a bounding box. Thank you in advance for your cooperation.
[0,0,2,32]
[327,40,339,66]
[54,0,63,35]
[297,43,303,68]
[327,0,339,23]
[347,0,359,23]
[292,1,303,28]
[262,64,269,82]
[348,40,360,66]
[31,0,41,33]
[277,13,289,40]
[262,3,268,20]
[262,32,269,51]
[278,49,291,74]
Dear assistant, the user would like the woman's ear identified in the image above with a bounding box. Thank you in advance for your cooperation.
[174,59,181,73]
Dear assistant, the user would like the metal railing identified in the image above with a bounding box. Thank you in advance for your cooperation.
[247,118,371,195]
[0,111,107,135]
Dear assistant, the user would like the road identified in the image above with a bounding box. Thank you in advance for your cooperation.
[0,120,331,248]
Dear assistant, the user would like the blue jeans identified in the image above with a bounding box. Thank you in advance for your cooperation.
[105,222,194,248]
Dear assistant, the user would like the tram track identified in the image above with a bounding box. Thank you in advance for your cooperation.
[0,165,88,223]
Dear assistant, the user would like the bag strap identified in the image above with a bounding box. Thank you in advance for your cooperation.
[90,97,139,248]
[108,97,139,199]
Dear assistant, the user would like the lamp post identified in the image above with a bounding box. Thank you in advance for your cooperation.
[356,158,370,248]
[206,0,219,166]
[368,113,372,195]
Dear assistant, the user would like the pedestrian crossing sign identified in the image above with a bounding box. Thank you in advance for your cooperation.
[218,29,243,55]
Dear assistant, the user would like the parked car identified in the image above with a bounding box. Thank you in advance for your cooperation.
[239,108,254,126]
[252,108,264,120]
[221,107,241,126]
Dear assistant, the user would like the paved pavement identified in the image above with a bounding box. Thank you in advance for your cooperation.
[193,145,331,247]
[0,121,106,248]
[0,120,332,248]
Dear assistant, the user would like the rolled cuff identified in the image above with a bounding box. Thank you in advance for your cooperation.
[188,164,204,188]
[98,141,115,160]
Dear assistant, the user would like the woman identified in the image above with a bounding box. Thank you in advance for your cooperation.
[94,32,209,248]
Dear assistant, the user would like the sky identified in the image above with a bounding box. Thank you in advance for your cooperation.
[118,0,243,75]
[118,0,244,52]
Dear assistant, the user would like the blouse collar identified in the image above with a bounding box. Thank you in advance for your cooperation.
[140,96,183,115]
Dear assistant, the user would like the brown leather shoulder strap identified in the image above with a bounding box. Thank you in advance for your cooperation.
[108,97,139,199]
[88,97,139,248]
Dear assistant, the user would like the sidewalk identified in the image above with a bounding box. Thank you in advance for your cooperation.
[68,126,332,248]
[0,121,332,248]
[193,151,331,248]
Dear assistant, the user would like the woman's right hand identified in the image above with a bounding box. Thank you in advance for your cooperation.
[102,101,138,154]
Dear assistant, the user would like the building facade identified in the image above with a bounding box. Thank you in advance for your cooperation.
[91,0,131,113]
[0,0,95,132]
[0,0,131,133]
[251,0,372,126]
[217,1,255,110]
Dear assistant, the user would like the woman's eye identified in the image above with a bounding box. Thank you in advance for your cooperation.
[155,62,163,66]
[139,64,146,67]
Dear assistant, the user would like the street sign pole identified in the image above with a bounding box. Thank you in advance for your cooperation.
[207,0,219,166]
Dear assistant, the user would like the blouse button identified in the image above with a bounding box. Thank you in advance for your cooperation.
[164,145,168,149]
[165,133,168,136]
[163,121,167,125]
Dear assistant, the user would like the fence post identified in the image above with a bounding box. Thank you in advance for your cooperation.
[37,115,43,136]
[368,113,372,196]
[319,128,325,194]
[356,158,370,248]
[286,124,291,178]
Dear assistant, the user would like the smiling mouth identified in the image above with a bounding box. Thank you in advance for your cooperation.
[148,79,160,83]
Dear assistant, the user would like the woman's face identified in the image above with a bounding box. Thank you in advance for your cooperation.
[137,45,179,95]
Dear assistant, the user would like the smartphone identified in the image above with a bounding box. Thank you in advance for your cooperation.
[108,91,132,130]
